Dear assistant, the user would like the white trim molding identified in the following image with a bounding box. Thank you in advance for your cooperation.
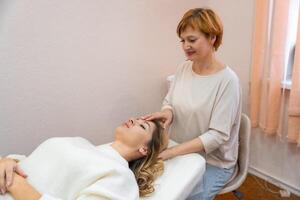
[248,166,300,197]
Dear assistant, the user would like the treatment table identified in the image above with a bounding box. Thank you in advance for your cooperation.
[140,140,206,200]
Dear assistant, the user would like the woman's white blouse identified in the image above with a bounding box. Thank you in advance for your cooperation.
[2,137,139,200]
[163,61,242,169]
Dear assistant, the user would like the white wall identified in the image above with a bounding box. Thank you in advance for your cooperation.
[1,0,299,195]
[250,92,300,195]
[0,0,207,155]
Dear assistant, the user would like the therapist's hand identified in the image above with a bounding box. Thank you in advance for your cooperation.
[0,158,27,195]
[142,109,173,130]
[158,148,175,160]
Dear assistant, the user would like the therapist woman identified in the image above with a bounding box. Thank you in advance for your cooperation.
[143,8,242,200]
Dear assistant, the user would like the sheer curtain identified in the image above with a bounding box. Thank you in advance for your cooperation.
[288,10,300,146]
[250,0,290,134]
[251,0,300,146]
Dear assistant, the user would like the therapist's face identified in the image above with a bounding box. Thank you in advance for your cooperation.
[180,26,215,62]
[114,118,156,149]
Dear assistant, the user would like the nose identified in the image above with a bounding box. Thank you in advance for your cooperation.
[128,118,145,127]
[183,42,191,51]
[129,118,135,126]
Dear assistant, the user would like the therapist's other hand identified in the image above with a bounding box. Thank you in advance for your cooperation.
[0,158,27,194]
[142,109,173,130]
[158,148,175,160]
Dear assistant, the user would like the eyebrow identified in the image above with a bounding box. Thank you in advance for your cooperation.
[181,35,197,39]
[143,120,151,130]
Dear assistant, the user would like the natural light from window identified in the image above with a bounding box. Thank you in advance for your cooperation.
[283,0,299,89]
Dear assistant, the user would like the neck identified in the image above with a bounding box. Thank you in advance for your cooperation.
[192,53,223,75]
[193,53,215,69]
[111,141,141,162]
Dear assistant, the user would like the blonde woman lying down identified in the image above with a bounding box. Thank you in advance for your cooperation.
[0,118,168,200]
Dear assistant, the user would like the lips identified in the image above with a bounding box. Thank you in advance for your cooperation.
[186,51,195,56]
[123,121,131,128]
[122,122,129,128]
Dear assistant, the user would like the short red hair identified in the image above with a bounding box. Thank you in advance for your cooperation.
[177,8,223,51]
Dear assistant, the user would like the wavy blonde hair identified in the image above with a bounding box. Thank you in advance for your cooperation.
[129,119,165,197]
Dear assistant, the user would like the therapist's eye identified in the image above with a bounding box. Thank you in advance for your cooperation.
[188,39,197,43]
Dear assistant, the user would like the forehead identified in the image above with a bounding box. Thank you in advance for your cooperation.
[147,121,156,132]
[136,118,156,131]
[180,26,203,38]
[140,119,156,133]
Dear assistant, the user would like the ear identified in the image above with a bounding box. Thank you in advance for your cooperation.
[138,146,148,156]
[210,35,216,45]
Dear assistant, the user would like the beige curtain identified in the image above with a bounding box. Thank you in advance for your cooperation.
[250,0,290,134]
[250,0,270,128]
[288,9,300,146]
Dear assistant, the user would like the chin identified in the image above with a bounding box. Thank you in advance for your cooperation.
[186,56,194,61]
[114,126,124,139]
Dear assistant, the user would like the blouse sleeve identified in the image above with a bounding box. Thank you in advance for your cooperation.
[161,74,176,112]
[161,63,185,112]
[199,77,241,154]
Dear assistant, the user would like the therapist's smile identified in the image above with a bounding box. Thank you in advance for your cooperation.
[186,51,196,57]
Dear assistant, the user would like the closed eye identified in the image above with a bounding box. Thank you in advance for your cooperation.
[140,124,146,130]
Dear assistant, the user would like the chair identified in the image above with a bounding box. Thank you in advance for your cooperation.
[218,113,251,199]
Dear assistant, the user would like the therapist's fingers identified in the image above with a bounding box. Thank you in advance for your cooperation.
[144,115,157,121]
[148,112,166,121]
[161,116,172,129]
[157,152,165,160]
[158,149,173,160]
[15,166,27,178]
[141,114,152,120]
[142,113,163,120]
[162,122,170,130]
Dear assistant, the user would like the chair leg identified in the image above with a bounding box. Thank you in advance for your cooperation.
[232,190,243,200]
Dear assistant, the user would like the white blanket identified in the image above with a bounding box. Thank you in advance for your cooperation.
[1,137,139,200]
[1,139,205,200]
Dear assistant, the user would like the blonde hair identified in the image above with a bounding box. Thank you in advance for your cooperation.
[177,8,223,51]
[129,119,165,197]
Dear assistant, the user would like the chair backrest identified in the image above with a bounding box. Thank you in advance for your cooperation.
[237,113,251,183]
[218,113,251,194]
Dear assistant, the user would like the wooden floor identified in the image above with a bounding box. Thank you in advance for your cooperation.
[215,174,300,200]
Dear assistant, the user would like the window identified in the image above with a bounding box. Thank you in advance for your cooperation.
[282,0,299,89]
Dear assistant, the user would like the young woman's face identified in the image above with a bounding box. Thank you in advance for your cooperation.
[180,26,215,61]
[114,118,156,149]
